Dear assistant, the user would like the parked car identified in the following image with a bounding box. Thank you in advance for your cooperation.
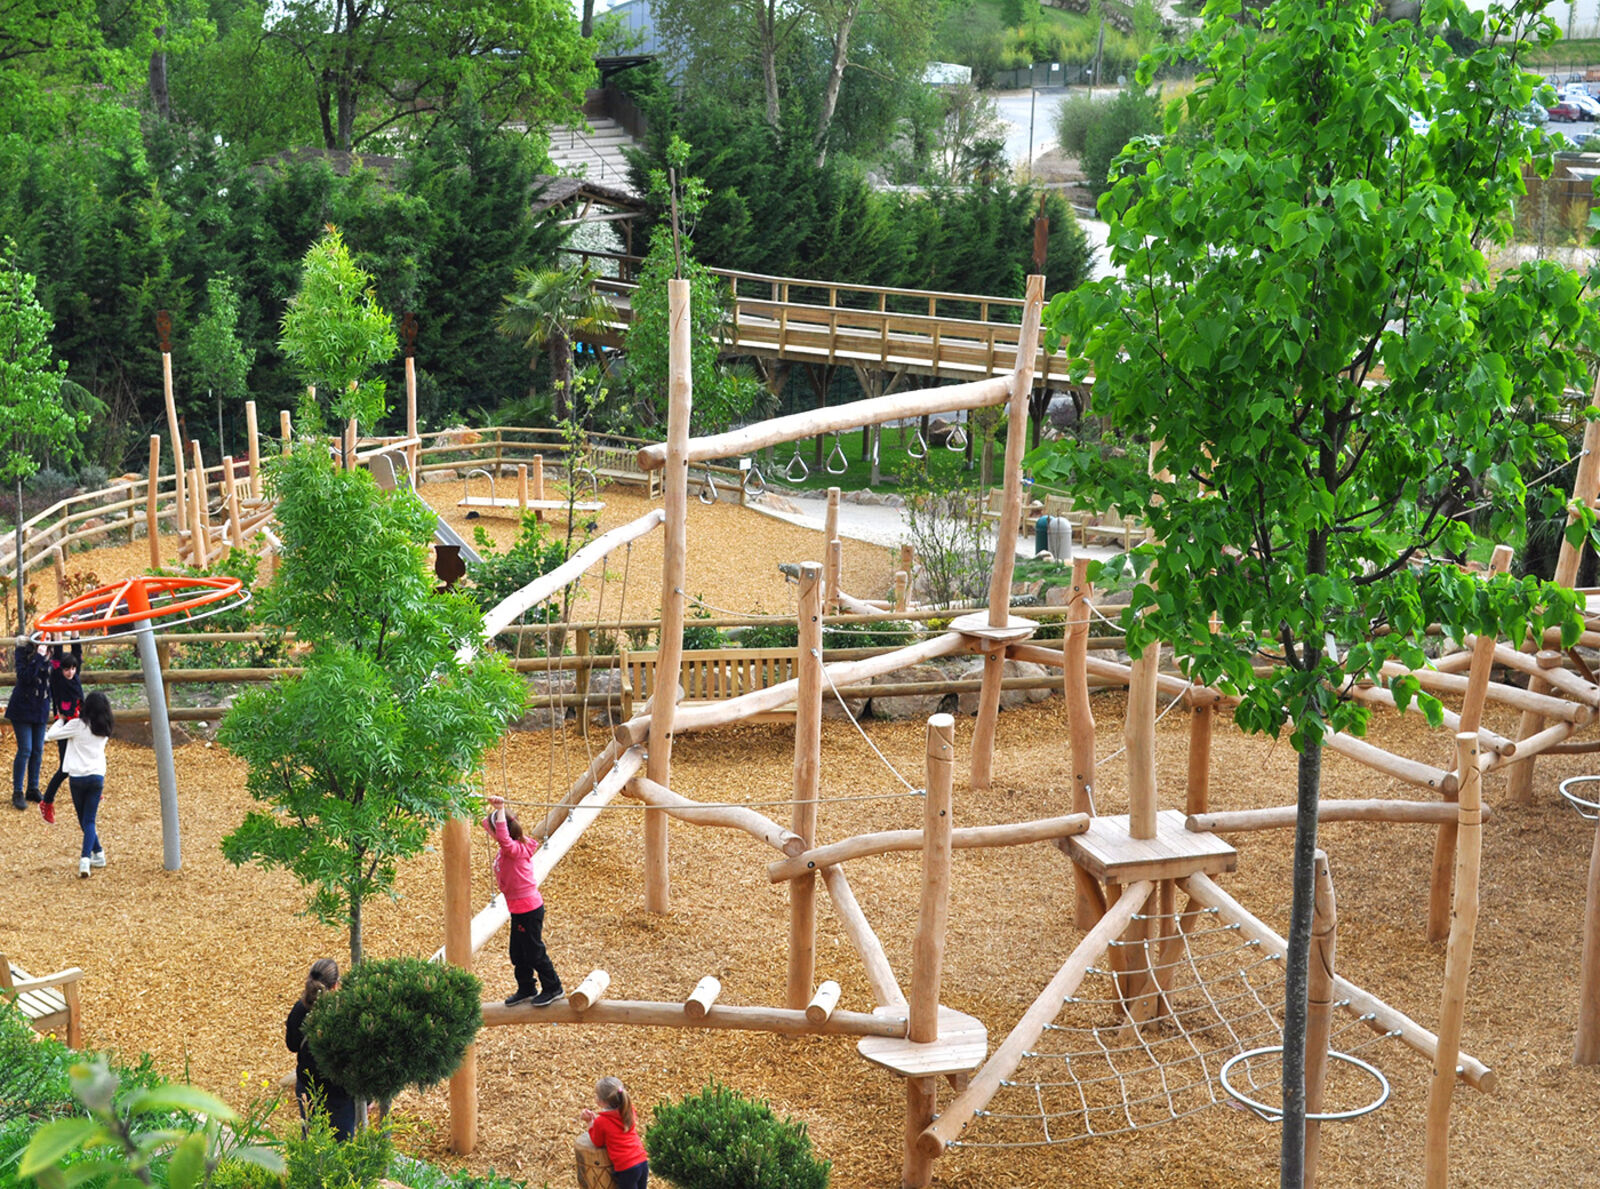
[1559,87,1600,118]
[1548,101,1586,123]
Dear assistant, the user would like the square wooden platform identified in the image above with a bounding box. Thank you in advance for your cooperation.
[1067,809,1236,884]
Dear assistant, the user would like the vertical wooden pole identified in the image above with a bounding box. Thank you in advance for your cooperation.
[162,350,187,533]
[1304,851,1337,1189]
[52,546,65,601]
[191,440,211,540]
[1576,805,1600,1063]
[1127,641,1159,840]
[280,409,292,455]
[518,464,529,513]
[1424,733,1484,1188]
[1064,557,1103,927]
[345,416,358,470]
[442,817,477,1154]
[971,274,1044,791]
[187,457,209,570]
[645,279,693,915]
[532,454,545,522]
[899,543,914,590]
[893,570,909,613]
[904,712,955,1189]
[1184,613,1217,816]
[406,354,419,473]
[146,435,162,570]
[828,539,843,609]
[788,563,824,1009]
[223,457,245,550]
[1508,414,1600,801]
[245,401,262,499]
[1428,544,1512,941]
[824,486,841,612]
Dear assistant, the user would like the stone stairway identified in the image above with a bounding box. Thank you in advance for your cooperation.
[546,116,639,193]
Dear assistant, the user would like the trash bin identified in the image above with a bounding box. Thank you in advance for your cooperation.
[1035,513,1052,556]
[1040,515,1073,561]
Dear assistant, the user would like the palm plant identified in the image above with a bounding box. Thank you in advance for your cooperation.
[495,262,616,421]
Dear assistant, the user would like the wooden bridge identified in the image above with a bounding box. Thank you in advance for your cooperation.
[571,250,1074,393]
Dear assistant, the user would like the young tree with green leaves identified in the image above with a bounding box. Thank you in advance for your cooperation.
[1027,1,1598,1181]
[278,225,398,440]
[190,272,255,451]
[0,245,82,486]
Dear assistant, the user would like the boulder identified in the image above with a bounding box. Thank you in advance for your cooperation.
[954,658,1056,715]
[869,662,950,721]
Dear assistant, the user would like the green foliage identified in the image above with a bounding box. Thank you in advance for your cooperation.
[304,958,483,1117]
[1080,89,1162,199]
[0,1000,70,1128]
[279,226,398,434]
[902,466,990,608]
[495,263,616,419]
[466,512,571,615]
[220,447,527,963]
[191,273,256,403]
[734,621,801,650]
[646,1082,830,1189]
[155,547,287,670]
[681,604,726,650]
[19,1059,283,1189]
[0,242,83,484]
[1054,93,1101,156]
[282,1107,391,1189]
[819,619,916,649]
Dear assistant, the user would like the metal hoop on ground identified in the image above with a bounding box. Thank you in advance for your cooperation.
[463,467,496,506]
[1218,1046,1391,1123]
[785,444,810,482]
[568,464,600,503]
[826,435,848,475]
[1559,774,1600,820]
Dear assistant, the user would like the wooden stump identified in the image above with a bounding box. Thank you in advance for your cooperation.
[575,1133,619,1189]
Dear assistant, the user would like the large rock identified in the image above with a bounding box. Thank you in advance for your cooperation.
[954,658,1057,715]
[870,662,951,721]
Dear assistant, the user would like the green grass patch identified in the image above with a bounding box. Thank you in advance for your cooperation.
[1525,38,1600,68]
[758,427,996,493]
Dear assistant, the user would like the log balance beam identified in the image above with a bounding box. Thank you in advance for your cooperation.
[483,995,906,1038]
[766,813,1090,882]
[1189,800,1494,833]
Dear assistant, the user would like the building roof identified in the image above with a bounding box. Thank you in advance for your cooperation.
[529,174,646,214]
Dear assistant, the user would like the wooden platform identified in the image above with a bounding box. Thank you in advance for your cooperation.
[948,610,1037,644]
[458,497,604,515]
[1067,810,1237,884]
[857,1006,988,1078]
[1,953,83,1048]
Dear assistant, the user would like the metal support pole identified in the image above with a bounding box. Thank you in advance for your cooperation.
[134,620,181,870]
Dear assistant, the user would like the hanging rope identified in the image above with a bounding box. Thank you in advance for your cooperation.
[816,647,921,794]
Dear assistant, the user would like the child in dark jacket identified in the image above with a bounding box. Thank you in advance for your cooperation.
[7,636,52,811]
[41,643,83,824]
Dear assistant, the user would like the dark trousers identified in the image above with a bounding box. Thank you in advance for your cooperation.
[613,1161,649,1189]
[509,906,561,996]
[69,775,103,859]
[11,720,46,794]
[43,740,67,804]
[296,1075,359,1141]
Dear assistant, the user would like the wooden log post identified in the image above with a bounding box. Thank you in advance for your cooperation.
[828,539,843,613]
[187,465,209,570]
[904,712,955,1189]
[894,570,909,612]
[52,546,65,601]
[406,352,419,473]
[575,1134,619,1189]
[1508,416,1600,802]
[518,464,529,513]
[824,486,841,612]
[223,457,245,550]
[190,440,211,542]
[1185,613,1218,816]
[245,401,262,499]
[442,817,477,1154]
[569,969,611,1012]
[806,980,842,1023]
[684,976,721,1019]
[1064,557,1103,927]
[344,416,358,471]
[788,563,824,1009]
[1575,805,1600,1064]
[161,349,187,533]
[1424,733,1484,1188]
[970,274,1044,791]
[1127,641,1159,840]
[531,454,545,521]
[899,544,915,594]
[1428,544,1511,941]
[146,436,162,570]
[1304,851,1337,1189]
[644,279,693,914]
[280,409,292,455]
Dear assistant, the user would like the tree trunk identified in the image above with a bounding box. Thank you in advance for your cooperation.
[582,0,596,37]
[552,332,573,422]
[759,1,782,130]
[815,0,862,166]
[148,27,170,119]
[1279,734,1322,1186]
[350,891,363,967]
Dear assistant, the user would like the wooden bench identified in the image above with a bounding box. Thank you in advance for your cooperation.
[619,647,800,721]
[1,953,83,1048]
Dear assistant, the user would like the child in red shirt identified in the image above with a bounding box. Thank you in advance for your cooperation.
[580,1077,648,1188]
[484,794,564,1007]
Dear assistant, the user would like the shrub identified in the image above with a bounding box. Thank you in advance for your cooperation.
[466,513,569,615]
[681,603,725,650]
[1054,94,1101,157]
[821,619,916,650]
[25,467,74,496]
[645,1081,830,1189]
[1082,89,1162,199]
[734,621,800,650]
[282,1108,392,1189]
[306,957,483,1118]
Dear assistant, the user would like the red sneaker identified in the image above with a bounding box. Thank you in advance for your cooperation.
[41,801,54,824]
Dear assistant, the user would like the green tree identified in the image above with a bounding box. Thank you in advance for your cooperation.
[278,225,398,438]
[304,957,482,1119]
[219,448,526,964]
[0,245,84,484]
[190,272,256,449]
[495,262,616,420]
[264,0,593,151]
[1027,0,1596,1179]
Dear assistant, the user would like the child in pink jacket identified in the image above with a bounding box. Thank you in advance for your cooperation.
[485,794,564,1007]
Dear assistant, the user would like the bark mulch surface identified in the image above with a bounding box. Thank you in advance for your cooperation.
[5,693,1600,1187]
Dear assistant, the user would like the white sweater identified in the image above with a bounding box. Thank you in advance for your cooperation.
[44,717,108,778]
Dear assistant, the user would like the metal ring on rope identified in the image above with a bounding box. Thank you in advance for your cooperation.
[826,436,849,475]
[786,446,810,482]
[1218,1047,1391,1123]
[699,470,718,505]
[743,464,766,497]
[1559,774,1600,821]
[907,426,928,460]
[946,421,968,451]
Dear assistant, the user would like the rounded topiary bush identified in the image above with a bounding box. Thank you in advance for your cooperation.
[645,1081,830,1189]
[305,956,482,1116]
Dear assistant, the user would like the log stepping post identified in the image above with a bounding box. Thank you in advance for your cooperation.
[442,817,476,1154]
[787,562,824,1009]
[245,400,262,499]
[1064,556,1104,928]
[823,486,841,613]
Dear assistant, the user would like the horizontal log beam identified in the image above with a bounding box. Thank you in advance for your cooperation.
[636,376,1012,471]
[1006,643,1228,706]
[627,774,806,856]
[767,814,1090,882]
[483,996,906,1038]
[1346,684,1515,756]
[1182,872,1495,1092]
[1322,728,1458,796]
[1378,661,1591,724]
[1188,800,1494,833]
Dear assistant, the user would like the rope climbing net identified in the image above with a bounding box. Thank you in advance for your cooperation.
[951,903,1404,1149]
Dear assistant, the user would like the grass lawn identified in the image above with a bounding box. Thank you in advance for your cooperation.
[755,425,1003,493]
[1526,38,1600,69]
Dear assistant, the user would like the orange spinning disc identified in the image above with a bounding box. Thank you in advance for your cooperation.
[33,575,246,637]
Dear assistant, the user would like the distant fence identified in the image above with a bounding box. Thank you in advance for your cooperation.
[987,57,1199,91]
